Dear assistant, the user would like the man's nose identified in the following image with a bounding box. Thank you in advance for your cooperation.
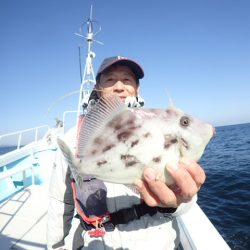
[113,80,125,91]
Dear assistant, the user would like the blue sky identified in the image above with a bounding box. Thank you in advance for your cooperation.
[1,0,250,136]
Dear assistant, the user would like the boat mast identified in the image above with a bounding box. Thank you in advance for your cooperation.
[76,6,102,119]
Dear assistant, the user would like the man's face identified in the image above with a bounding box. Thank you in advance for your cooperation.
[97,65,139,102]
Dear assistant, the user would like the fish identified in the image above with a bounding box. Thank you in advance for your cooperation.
[57,95,214,186]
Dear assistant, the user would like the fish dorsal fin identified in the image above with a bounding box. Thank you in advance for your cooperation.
[77,95,128,157]
[168,97,175,108]
[164,88,175,108]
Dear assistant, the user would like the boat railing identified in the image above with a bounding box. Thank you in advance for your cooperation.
[0,125,56,202]
[62,110,78,133]
[0,163,34,187]
[0,125,50,150]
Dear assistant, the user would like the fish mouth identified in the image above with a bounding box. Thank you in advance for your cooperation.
[181,138,189,149]
[212,126,216,136]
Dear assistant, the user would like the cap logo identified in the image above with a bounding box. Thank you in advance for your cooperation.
[117,56,127,60]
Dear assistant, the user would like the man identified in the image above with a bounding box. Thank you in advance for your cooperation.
[47,56,206,250]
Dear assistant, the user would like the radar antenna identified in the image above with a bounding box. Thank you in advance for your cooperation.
[76,5,103,120]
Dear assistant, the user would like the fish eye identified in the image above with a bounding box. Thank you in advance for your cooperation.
[180,116,190,127]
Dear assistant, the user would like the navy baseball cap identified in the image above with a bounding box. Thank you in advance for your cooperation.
[96,56,144,80]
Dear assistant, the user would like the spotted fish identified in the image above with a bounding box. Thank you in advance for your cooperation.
[57,95,214,186]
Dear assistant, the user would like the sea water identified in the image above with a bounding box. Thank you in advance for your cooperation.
[198,123,250,250]
[1,123,249,249]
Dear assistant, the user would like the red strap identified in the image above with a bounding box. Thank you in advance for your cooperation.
[88,228,106,237]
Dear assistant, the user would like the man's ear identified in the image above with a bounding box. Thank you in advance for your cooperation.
[136,85,140,96]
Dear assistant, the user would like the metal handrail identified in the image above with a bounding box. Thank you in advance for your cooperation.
[62,110,78,133]
[0,125,50,149]
[0,164,34,186]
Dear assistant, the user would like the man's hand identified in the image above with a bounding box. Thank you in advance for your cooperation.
[134,158,206,207]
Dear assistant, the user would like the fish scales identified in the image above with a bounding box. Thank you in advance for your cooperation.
[57,95,214,186]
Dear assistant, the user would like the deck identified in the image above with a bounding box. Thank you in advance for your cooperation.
[0,185,49,250]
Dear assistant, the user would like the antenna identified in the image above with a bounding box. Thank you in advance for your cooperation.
[78,46,83,83]
[75,5,103,121]
[75,6,103,46]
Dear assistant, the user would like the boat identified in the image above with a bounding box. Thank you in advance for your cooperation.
[0,7,231,250]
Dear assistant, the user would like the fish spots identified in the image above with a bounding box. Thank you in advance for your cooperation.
[127,118,135,126]
[126,118,141,130]
[143,132,151,138]
[128,124,142,131]
[94,137,103,145]
[102,144,115,153]
[114,122,123,130]
[165,109,172,115]
[91,149,97,155]
[108,116,123,130]
[152,156,161,163]
[117,131,133,142]
[164,135,177,149]
[165,109,178,117]
[131,139,139,147]
[97,160,107,167]
[121,154,138,167]
[171,138,178,144]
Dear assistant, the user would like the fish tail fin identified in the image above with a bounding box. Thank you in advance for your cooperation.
[57,137,75,165]
[57,138,83,187]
